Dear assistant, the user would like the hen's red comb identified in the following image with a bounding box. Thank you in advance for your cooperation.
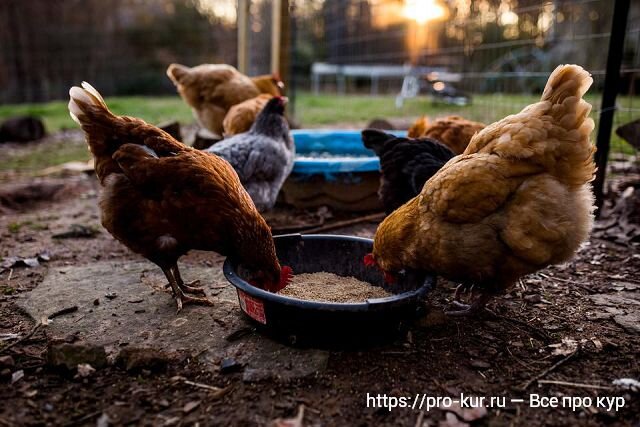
[363,253,376,267]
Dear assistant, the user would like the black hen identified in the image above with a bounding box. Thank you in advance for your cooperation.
[362,129,455,214]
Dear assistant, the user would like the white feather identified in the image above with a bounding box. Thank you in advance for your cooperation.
[68,87,86,125]
[68,83,107,126]
[156,235,177,250]
[69,86,92,104]
[68,110,81,125]
[81,81,105,105]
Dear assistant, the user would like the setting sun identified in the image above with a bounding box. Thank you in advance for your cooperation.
[402,0,447,24]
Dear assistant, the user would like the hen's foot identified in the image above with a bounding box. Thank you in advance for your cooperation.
[163,268,214,313]
[171,265,207,295]
[178,280,206,295]
[174,290,215,314]
[445,294,491,317]
[452,284,475,302]
[164,281,206,295]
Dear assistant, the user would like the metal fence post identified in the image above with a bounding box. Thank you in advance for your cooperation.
[593,0,630,216]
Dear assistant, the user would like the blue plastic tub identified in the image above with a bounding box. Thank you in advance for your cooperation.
[281,129,407,211]
[291,129,407,176]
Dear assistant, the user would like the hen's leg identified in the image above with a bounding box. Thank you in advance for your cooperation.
[162,268,214,313]
[171,264,206,295]
[162,268,184,312]
[445,293,491,317]
[452,284,465,302]
[452,283,475,303]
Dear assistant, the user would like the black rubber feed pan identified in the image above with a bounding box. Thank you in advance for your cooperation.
[223,234,436,347]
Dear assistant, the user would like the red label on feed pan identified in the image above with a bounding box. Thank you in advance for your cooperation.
[237,289,266,324]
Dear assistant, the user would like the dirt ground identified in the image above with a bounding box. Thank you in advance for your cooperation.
[0,169,639,426]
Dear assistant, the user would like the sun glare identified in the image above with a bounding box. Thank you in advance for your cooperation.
[192,0,236,24]
[403,0,447,25]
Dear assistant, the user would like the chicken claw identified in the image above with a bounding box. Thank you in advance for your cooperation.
[452,283,475,303]
[164,267,214,313]
[179,280,207,295]
[445,294,491,317]
[163,280,206,295]
[174,291,215,314]
[172,266,206,295]
[452,284,465,301]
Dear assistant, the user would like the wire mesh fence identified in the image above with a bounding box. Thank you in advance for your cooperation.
[0,0,239,102]
[288,0,640,157]
[0,0,638,158]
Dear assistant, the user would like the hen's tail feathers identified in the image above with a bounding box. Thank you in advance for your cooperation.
[69,82,112,127]
[69,82,185,183]
[540,65,595,143]
[69,82,133,182]
[540,65,596,186]
[541,65,593,105]
[166,63,190,85]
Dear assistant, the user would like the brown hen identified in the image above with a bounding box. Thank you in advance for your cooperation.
[68,83,291,312]
[368,65,596,315]
[408,115,485,154]
[222,94,274,136]
[166,63,283,136]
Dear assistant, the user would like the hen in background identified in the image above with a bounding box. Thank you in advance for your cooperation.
[69,82,291,312]
[408,115,485,154]
[368,65,596,315]
[362,129,455,214]
[223,94,273,136]
[207,97,294,212]
[166,63,284,136]
[252,73,285,96]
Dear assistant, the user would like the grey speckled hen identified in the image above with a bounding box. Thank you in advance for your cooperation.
[206,97,294,211]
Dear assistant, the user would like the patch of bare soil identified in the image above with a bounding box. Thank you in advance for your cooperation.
[0,173,638,426]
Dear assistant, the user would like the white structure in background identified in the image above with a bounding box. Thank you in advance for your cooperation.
[396,70,465,107]
[311,63,413,95]
[396,74,420,108]
[310,62,464,108]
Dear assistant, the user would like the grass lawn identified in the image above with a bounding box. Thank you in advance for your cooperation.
[0,96,194,174]
[0,137,90,173]
[0,96,194,134]
[295,92,543,126]
[0,92,636,173]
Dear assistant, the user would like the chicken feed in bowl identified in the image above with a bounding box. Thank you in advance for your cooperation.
[223,235,437,345]
[278,272,392,303]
